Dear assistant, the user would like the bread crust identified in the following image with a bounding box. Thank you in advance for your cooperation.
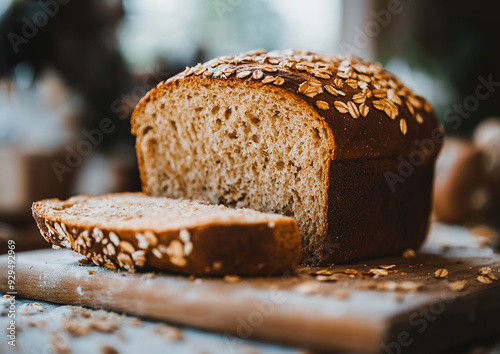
[131,50,443,264]
[132,50,442,161]
[32,193,301,275]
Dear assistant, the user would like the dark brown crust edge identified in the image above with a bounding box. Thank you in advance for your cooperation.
[319,158,436,265]
[31,201,301,276]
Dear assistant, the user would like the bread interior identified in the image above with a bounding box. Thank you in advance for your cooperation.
[135,79,333,261]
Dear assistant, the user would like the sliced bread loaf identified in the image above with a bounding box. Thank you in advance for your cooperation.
[32,193,301,275]
[132,49,443,265]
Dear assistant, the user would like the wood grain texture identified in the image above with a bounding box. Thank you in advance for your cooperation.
[1,224,499,353]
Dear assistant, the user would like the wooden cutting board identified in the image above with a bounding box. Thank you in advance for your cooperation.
[1,224,499,353]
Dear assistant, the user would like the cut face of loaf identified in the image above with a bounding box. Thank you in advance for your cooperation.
[32,193,301,275]
[135,80,333,262]
[132,50,443,265]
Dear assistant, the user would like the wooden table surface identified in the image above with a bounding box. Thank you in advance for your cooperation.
[1,223,499,353]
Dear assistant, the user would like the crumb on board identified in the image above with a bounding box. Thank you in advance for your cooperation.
[434,268,449,279]
[50,332,71,354]
[224,275,240,283]
[379,264,396,270]
[403,249,416,259]
[448,280,467,292]
[101,345,119,354]
[153,323,184,342]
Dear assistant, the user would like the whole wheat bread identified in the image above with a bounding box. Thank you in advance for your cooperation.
[32,193,301,275]
[132,49,443,265]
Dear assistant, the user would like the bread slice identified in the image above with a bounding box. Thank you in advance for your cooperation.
[132,49,443,265]
[32,193,301,275]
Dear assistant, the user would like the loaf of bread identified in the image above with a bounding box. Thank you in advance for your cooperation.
[434,119,500,228]
[32,193,301,275]
[132,49,443,265]
[433,138,486,225]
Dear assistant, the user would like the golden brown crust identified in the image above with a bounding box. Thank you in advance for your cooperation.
[32,194,301,275]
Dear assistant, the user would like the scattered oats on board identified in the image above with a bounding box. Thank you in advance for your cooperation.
[478,267,492,275]
[330,273,349,280]
[25,320,38,327]
[397,281,424,292]
[19,302,45,315]
[477,267,498,282]
[332,289,350,300]
[356,281,377,290]
[153,323,184,342]
[434,268,449,279]
[344,268,358,275]
[310,268,334,276]
[477,275,493,285]
[393,293,405,302]
[60,306,122,335]
[468,225,499,248]
[61,318,92,337]
[295,282,321,295]
[316,275,338,282]
[403,249,416,259]
[51,332,71,354]
[101,345,119,354]
[128,318,143,326]
[224,275,240,283]
[488,273,499,281]
[368,269,389,277]
[376,281,398,291]
[379,264,396,270]
[448,280,467,292]
[140,272,155,280]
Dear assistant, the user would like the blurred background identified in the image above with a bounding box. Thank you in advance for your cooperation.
[0,0,499,251]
